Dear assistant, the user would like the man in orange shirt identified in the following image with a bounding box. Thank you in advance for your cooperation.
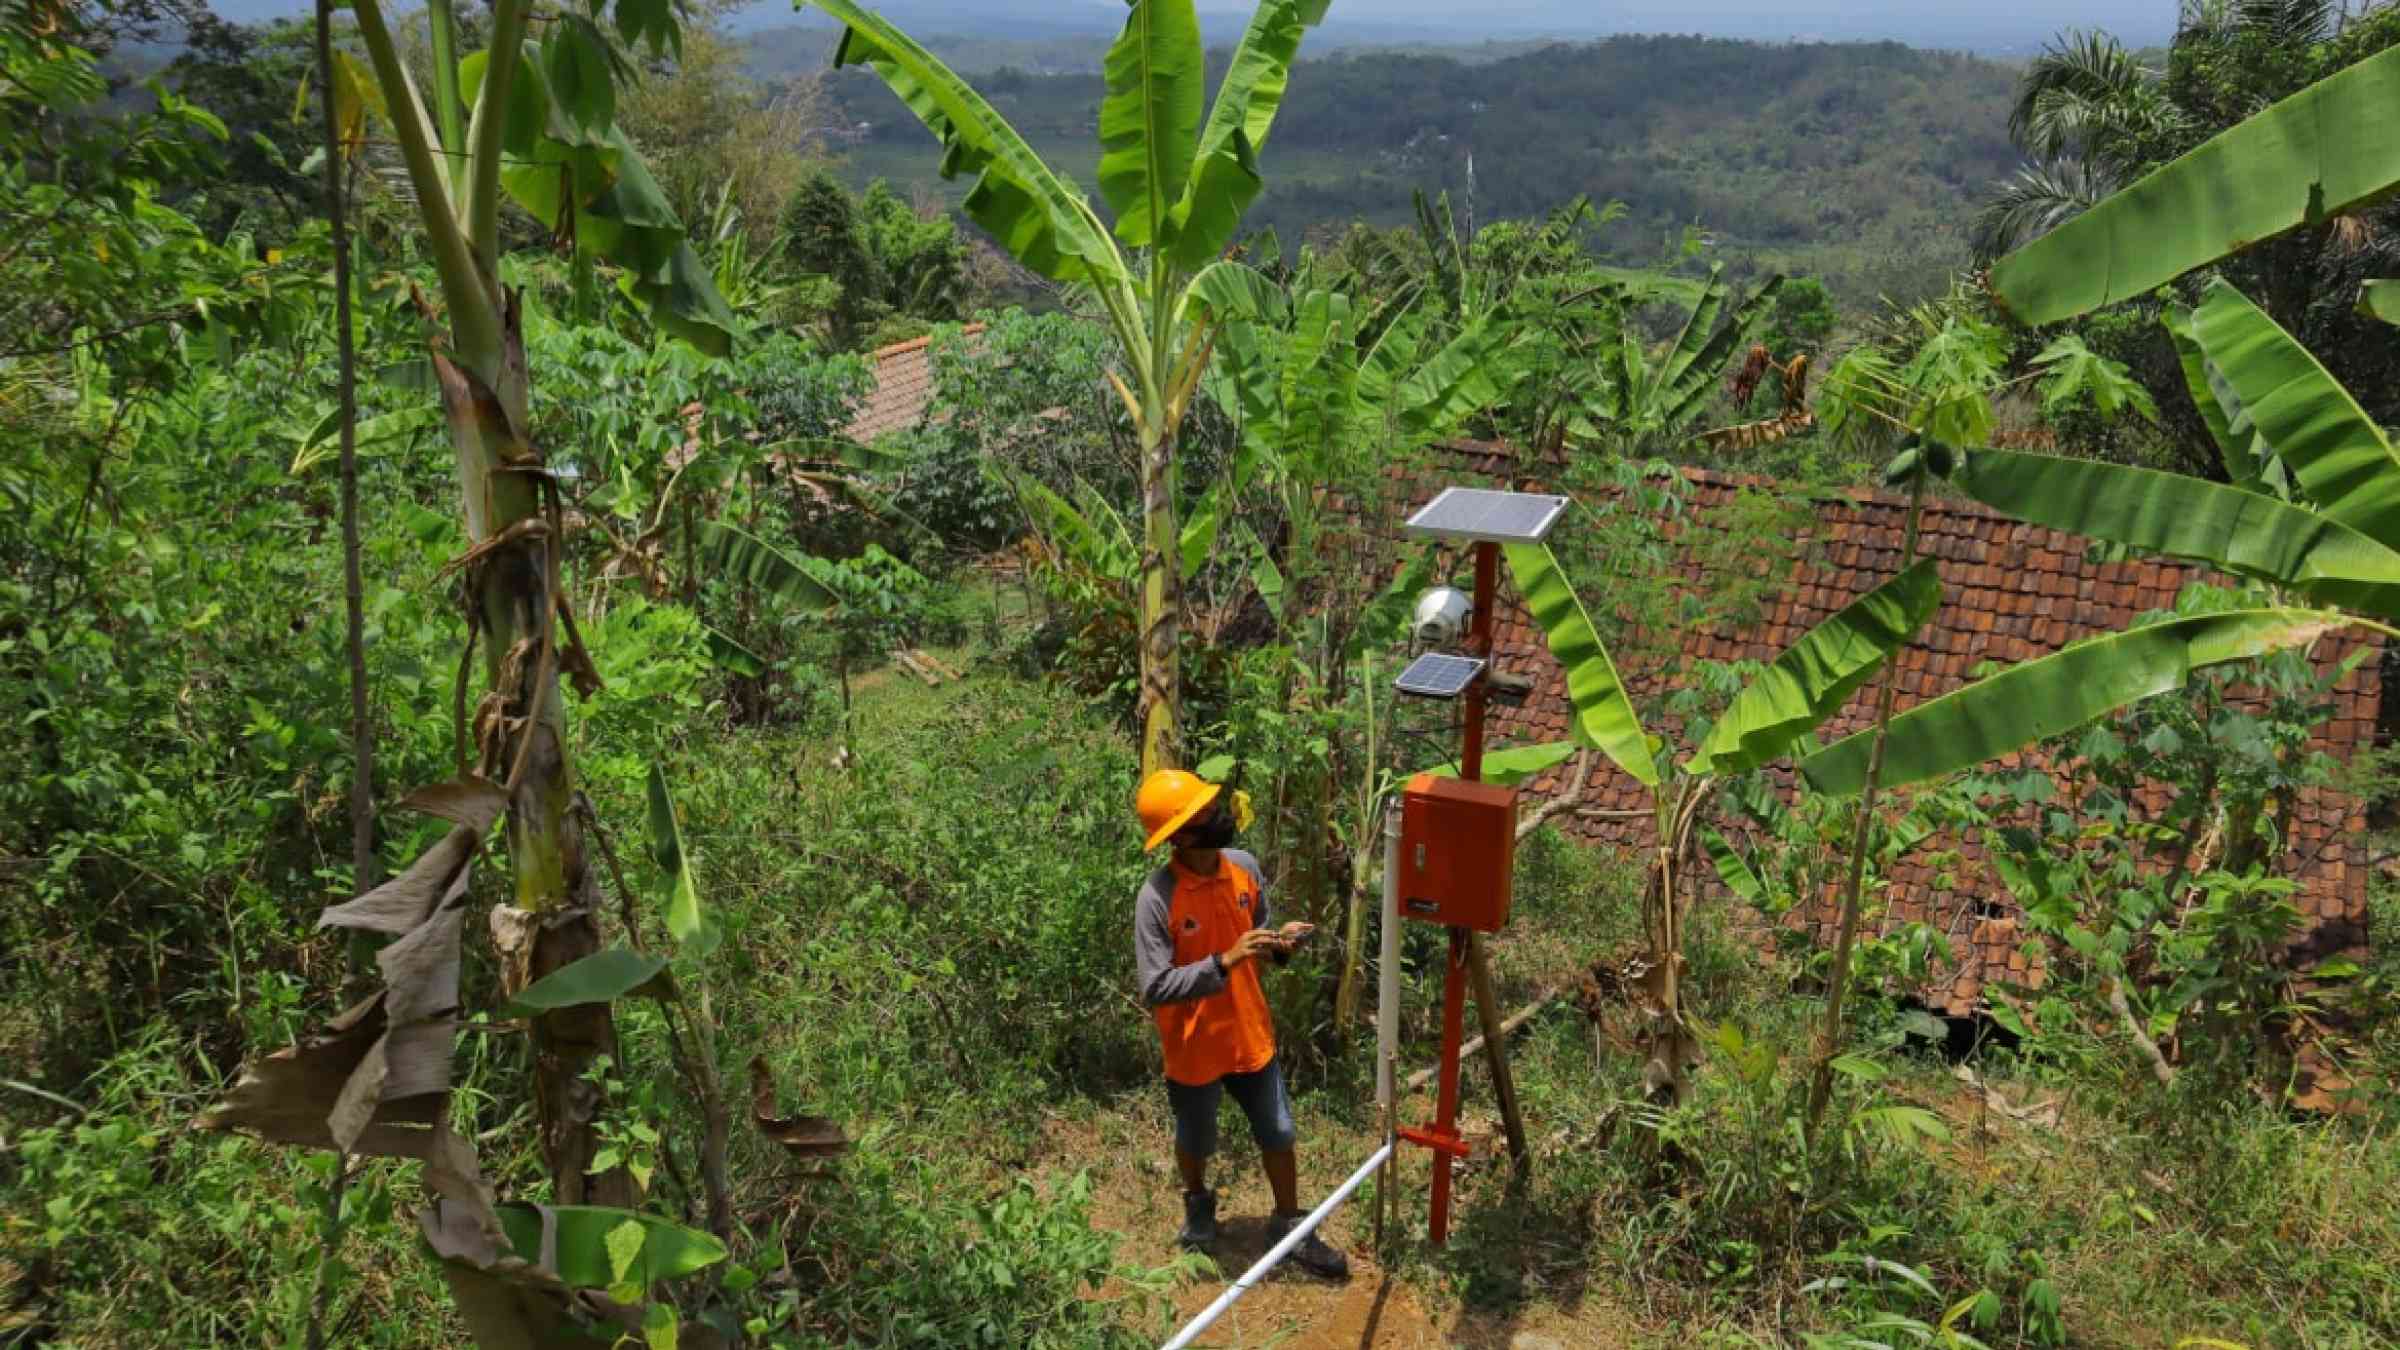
[1134,769,1350,1280]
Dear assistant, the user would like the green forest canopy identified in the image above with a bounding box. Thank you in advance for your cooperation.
[787,34,2021,306]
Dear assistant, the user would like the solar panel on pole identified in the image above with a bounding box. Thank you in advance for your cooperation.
[1401,488,1569,546]
[1394,652,1486,700]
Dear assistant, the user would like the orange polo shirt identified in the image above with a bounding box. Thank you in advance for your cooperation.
[1151,855,1277,1086]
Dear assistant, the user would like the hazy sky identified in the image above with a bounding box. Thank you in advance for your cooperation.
[203,0,2179,51]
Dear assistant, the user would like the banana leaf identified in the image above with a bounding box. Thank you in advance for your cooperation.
[809,0,1125,287]
[1688,558,1941,778]
[1096,0,1204,249]
[702,625,766,677]
[492,1203,724,1289]
[1651,273,1784,435]
[1165,0,1330,268]
[1503,542,1658,787]
[2161,303,2250,479]
[1394,314,1515,442]
[461,44,735,354]
[1182,257,1285,328]
[1699,828,1766,905]
[701,522,838,612]
[1013,478,1118,577]
[2190,280,2400,553]
[646,763,715,957]
[1179,489,1219,577]
[1424,739,1578,788]
[1991,44,2400,325]
[1948,448,2400,619]
[1800,609,2347,795]
[2362,279,2400,325]
[499,948,670,1018]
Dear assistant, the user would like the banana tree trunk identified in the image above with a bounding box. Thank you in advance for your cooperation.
[1640,778,1714,1105]
[436,301,633,1208]
[1138,419,1183,775]
[1804,471,1927,1134]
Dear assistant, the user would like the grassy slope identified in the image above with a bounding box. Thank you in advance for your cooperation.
[5,594,2394,1345]
[612,635,2400,1347]
[790,34,2020,307]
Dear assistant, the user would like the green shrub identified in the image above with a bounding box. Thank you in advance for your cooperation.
[755,1160,1186,1348]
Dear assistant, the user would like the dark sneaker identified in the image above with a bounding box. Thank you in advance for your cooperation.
[1266,1211,1352,1281]
[1177,1190,1218,1251]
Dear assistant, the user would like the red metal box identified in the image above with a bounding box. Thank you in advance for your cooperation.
[1397,772,1518,932]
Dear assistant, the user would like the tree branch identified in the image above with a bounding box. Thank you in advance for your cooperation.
[321,0,377,892]
[2106,976,2176,1086]
[1518,750,1595,839]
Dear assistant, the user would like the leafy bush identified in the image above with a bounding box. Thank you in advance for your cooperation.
[0,1030,452,1346]
[758,1163,1185,1347]
[878,423,1015,552]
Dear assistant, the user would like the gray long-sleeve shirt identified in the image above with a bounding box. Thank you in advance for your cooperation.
[1134,848,1271,1008]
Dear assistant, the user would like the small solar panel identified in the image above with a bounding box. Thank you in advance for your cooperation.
[1402,487,1569,545]
[1394,652,1486,699]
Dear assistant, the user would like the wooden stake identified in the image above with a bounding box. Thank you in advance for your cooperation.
[1399,992,1554,1094]
[1466,933,1529,1170]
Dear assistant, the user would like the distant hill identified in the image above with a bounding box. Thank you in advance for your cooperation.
[775,34,2022,306]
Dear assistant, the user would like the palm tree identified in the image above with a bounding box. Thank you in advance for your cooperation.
[1977,4,2400,456]
[1974,31,2182,260]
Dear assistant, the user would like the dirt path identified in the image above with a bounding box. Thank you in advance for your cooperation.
[1050,1113,1644,1349]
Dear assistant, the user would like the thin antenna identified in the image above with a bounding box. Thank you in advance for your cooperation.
[1464,148,1477,244]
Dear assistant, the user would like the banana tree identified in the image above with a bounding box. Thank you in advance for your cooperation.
[1988,43,2400,328]
[1517,266,1784,456]
[1199,281,1517,1026]
[1501,539,1943,1103]
[202,0,741,1336]
[1953,20,2400,611]
[805,0,1324,776]
[1509,483,2345,1109]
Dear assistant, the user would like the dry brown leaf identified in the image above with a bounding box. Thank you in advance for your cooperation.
[748,1056,849,1159]
[319,826,478,936]
[379,902,466,1024]
[398,778,510,835]
[197,998,448,1154]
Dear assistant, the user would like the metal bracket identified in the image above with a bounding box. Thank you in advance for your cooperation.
[1397,1124,1472,1159]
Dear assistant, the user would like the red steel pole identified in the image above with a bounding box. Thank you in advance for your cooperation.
[1426,925,1471,1243]
[1462,541,1497,781]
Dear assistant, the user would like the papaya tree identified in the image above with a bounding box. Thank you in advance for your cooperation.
[803,0,1323,775]
[199,0,746,1337]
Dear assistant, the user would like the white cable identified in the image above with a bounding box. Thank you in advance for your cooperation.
[1157,1142,1395,1350]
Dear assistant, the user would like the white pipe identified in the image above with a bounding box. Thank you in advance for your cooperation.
[1157,1142,1395,1350]
[1376,801,1401,1114]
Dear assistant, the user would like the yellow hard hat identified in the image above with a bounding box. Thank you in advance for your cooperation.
[1136,769,1221,850]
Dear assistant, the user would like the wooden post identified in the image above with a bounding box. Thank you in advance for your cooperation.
[1466,932,1529,1170]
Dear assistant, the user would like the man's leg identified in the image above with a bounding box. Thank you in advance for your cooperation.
[1260,1145,1299,1214]
[1230,1058,1349,1279]
[1167,1076,1222,1251]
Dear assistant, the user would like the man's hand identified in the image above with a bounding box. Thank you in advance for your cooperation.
[1220,927,1283,970]
[1277,922,1315,946]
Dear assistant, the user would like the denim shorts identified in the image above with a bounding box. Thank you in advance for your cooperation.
[1167,1057,1297,1157]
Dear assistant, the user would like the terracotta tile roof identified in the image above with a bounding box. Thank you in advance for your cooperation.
[1378,440,2382,1017]
[841,323,985,444]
